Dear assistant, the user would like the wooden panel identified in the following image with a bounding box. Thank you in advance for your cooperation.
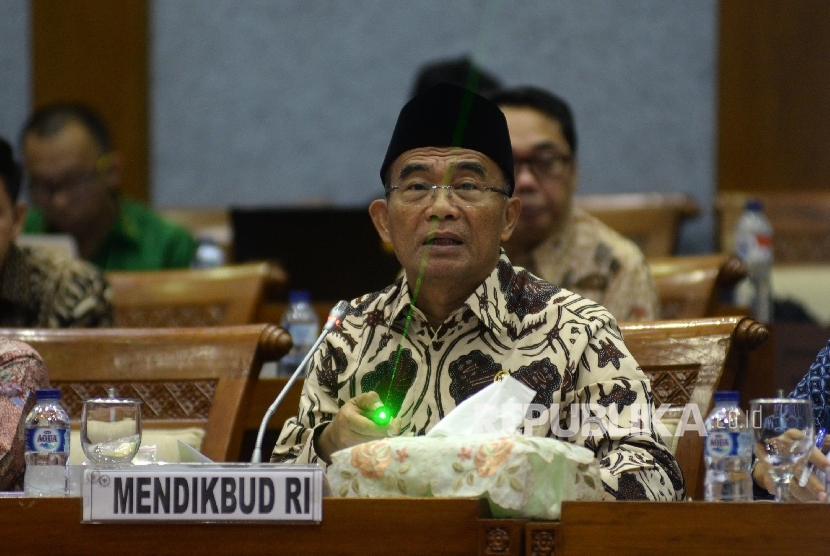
[32,0,149,202]
[0,497,484,556]
[558,501,830,555]
[719,0,830,193]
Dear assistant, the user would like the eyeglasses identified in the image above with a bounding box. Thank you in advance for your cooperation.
[386,181,509,205]
[513,151,573,181]
[28,155,111,204]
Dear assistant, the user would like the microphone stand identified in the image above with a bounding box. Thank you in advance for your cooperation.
[250,301,349,464]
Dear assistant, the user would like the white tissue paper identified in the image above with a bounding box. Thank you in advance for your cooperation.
[427,376,536,437]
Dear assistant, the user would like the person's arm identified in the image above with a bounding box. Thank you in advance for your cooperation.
[569,321,684,500]
[602,250,659,322]
[271,339,397,465]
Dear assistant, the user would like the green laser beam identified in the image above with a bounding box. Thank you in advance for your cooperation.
[379,0,502,417]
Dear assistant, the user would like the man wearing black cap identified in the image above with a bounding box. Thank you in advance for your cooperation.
[273,84,683,501]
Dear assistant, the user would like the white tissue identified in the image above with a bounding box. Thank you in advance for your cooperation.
[427,376,536,437]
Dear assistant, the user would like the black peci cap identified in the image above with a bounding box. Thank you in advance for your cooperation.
[380,83,514,194]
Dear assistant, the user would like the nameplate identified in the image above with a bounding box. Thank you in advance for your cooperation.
[81,465,323,523]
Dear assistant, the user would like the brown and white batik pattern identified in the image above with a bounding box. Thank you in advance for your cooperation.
[526,207,659,322]
[273,251,684,501]
[0,245,112,328]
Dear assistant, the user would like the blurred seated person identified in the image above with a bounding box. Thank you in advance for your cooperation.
[0,138,111,327]
[272,83,683,501]
[0,337,51,490]
[753,340,830,502]
[490,87,658,321]
[20,103,197,270]
[411,54,502,98]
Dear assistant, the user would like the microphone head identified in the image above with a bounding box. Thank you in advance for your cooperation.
[323,300,350,331]
[330,300,349,320]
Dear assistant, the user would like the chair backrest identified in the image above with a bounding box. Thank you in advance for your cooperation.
[648,254,748,319]
[0,324,292,462]
[575,192,700,257]
[715,191,830,263]
[618,316,768,500]
[106,262,287,327]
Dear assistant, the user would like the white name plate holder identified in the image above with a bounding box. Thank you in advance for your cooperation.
[81,464,323,523]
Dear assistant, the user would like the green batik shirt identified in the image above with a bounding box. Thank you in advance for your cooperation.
[272,251,685,501]
[24,199,198,271]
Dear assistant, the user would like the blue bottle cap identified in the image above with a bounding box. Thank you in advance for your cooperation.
[713,391,739,403]
[288,290,312,304]
[744,199,764,212]
[35,389,61,400]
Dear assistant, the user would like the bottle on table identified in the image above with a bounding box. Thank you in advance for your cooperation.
[704,391,753,502]
[278,290,320,377]
[190,237,226,268]
[24,389,70,497]
[733,199,774,323]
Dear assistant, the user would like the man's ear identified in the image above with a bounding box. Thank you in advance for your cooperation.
[11,202,26,241]
[500,197,522,242]
[368,198,392,243]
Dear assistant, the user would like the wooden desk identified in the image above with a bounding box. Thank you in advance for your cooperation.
[1,497,486,556]
[554,501,830,556]
[5,497,829,555]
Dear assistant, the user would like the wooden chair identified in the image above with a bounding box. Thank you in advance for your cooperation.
[648,254,748,319]
[0,324,292,462]
[106,262,287,327]
[575,192,700,257]
[716,191,830,263]
[619,316,768,499]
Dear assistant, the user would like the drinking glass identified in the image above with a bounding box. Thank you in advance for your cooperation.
[750,398,814,502]
[81,398,142,464]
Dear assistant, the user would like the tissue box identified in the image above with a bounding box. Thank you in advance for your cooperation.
[327,434,604,519]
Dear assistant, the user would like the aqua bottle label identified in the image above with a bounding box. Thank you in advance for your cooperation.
[25,427,69,453]
[705,430,751,457]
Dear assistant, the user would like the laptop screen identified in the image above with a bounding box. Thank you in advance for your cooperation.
[231,207,402,301]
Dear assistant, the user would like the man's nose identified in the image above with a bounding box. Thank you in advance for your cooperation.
[426,186,460,217]
[513,162,538,192]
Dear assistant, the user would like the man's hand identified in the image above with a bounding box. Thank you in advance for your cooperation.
[314,391,400,464]
[753,429,830,502]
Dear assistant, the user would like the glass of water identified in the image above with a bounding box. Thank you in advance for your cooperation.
[750,398,815,502]
[81,398,142,464]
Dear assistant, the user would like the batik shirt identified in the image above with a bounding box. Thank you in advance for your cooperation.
[524,207,658,322]
[0,245,113,327]
[273,252,684,501]
[792,340,830,431]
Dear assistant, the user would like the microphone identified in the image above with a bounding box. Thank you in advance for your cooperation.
[251,300,350,464]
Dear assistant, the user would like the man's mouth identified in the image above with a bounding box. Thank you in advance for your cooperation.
[425,237,462,246]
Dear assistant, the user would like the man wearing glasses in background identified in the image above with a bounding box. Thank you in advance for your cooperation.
[273,83,683,502]
[491,87,658,322]
[20,104,197,271]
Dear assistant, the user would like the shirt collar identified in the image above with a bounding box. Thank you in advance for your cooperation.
[385,249,509,334]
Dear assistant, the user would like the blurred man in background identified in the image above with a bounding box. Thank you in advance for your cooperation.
[0,137,111,327]
[20,104,197,271]
[491,86,658,321]
[410,55,502,99]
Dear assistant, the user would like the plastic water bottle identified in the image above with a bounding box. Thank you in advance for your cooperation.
[24,389,70,497]
[704,391,753,502]
[733,199,774,322]
[278,290,320,377]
